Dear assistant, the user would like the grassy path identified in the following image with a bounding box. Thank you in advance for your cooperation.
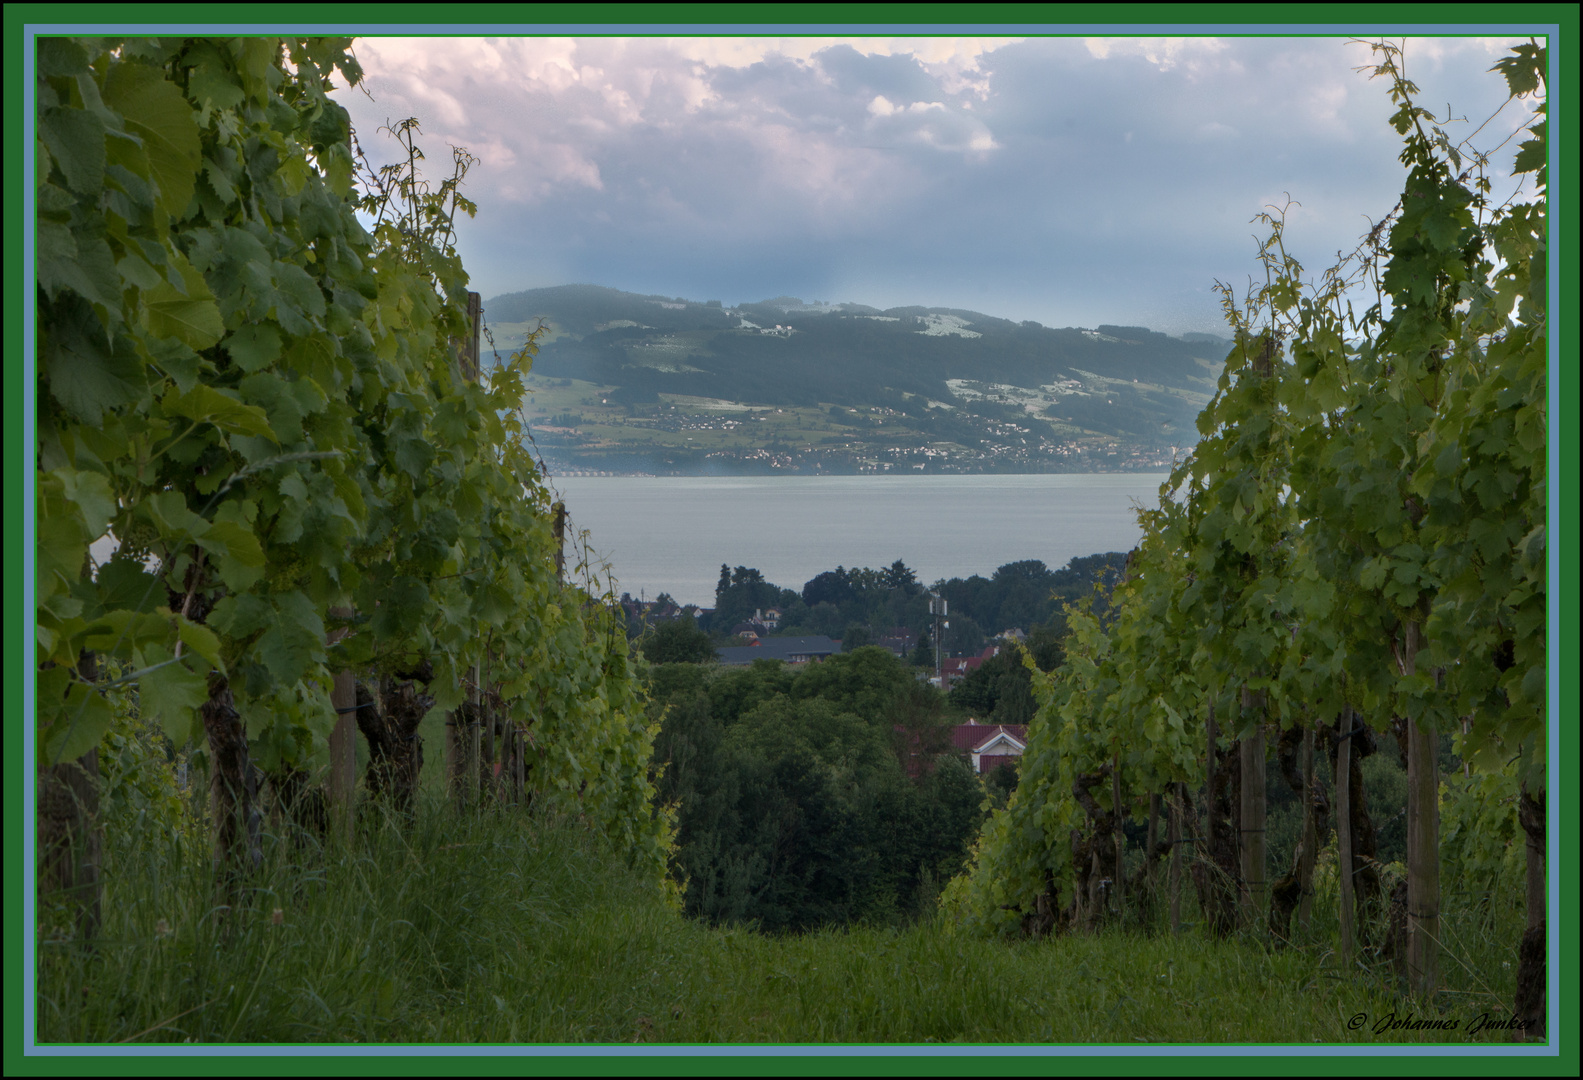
[36,808,1526,1046]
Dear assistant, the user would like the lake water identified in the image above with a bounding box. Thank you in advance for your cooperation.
[548,473,1170,607]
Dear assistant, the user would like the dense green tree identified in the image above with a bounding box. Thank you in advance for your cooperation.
[840,625,872,651]
[792,647,918,725]
[646,645,975,931]
[640,617,717,664]
[882,560,918,589]
[949,647,1038,725]
[703,660,797,726]
[709,566,795,636]
[802,567,856,608]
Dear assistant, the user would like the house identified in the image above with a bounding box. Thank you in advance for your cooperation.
[750,607,782,632]
[938,645,1000,689]
[894,719,1030,779]
[729,622,762,641]
[968,727,1027,774]
[950,720,1029,773]
[977,753,1020,776]
[716,635,839,666]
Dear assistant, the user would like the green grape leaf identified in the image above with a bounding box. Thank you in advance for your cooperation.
[145,260,224,349]
[42,296,146,425]
[139,646,211,745]
[37,38,91,77]
[255,591,326,685]
[36,512,87,598]
[1490,44,1543,98]
[95,554,164,614]
[273,261,327,317]
[188,63,245,111]
[175,616,225,670]
[197,516,265,572]
[39,106,106,195]
[52,466,117,539]
[371,576,430,639]
[145,336,204,394]
[1512,133,1545,177]
[163,384,277,441]
[224,322,283,373]
[138,489,209,545]
[40,678,116,765]
[38,221,121,313]
[102,60,202,217]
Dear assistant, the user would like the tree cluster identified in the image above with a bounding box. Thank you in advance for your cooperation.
[647,649,984,932]
[695,554,1128,662]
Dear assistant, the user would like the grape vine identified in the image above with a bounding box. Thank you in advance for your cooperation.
[35,36,674,911]
[946,39,1547,1021]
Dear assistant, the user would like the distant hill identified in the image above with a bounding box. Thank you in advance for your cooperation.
[484,285,1232,474]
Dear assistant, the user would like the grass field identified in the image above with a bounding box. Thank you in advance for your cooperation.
[36,798,1533,1047]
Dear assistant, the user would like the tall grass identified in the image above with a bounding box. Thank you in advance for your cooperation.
[38,797,1530,1045]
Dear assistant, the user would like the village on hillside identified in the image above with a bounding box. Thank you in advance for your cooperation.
[622,592,1039,779]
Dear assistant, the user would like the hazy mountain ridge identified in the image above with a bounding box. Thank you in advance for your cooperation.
[485,285,1231,474]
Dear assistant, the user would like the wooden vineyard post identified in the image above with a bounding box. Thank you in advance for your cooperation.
[514,722,527,803]
[327,607,357,845]
[1169,782,1183,935]
[503,722,525,806]
[1337,711,1355,970]
[37,651,104,939]
[458,291,482,380]
[1204,701,1217,901]
[481,664,496,803]
[466,665,482,807]
[1112,754,1125,919]
[552,501,567,580]
[1147,793,1160,894]
[447,291,485,812]
[1516,784,1546,1038]
[1298,725,1317,930]
[1239,688,1267,931]
[447,716,467,811]
[1403,619,1440,997]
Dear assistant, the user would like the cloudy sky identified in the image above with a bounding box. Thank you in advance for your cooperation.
[337,33,1540,336]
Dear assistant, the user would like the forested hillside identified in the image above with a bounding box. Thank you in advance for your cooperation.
[487,285,1225,473]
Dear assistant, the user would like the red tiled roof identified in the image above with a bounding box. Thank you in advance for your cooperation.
[949,723,1028,751]
[972,729,1026,755]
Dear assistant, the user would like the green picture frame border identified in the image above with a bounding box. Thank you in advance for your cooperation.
[6,5,1575,1074]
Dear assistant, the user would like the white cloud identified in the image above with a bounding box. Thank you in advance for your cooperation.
[336,34,1543,335]
[1083,37,1230,72]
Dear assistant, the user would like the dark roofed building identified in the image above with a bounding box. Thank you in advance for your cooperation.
[716,635,840,665]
